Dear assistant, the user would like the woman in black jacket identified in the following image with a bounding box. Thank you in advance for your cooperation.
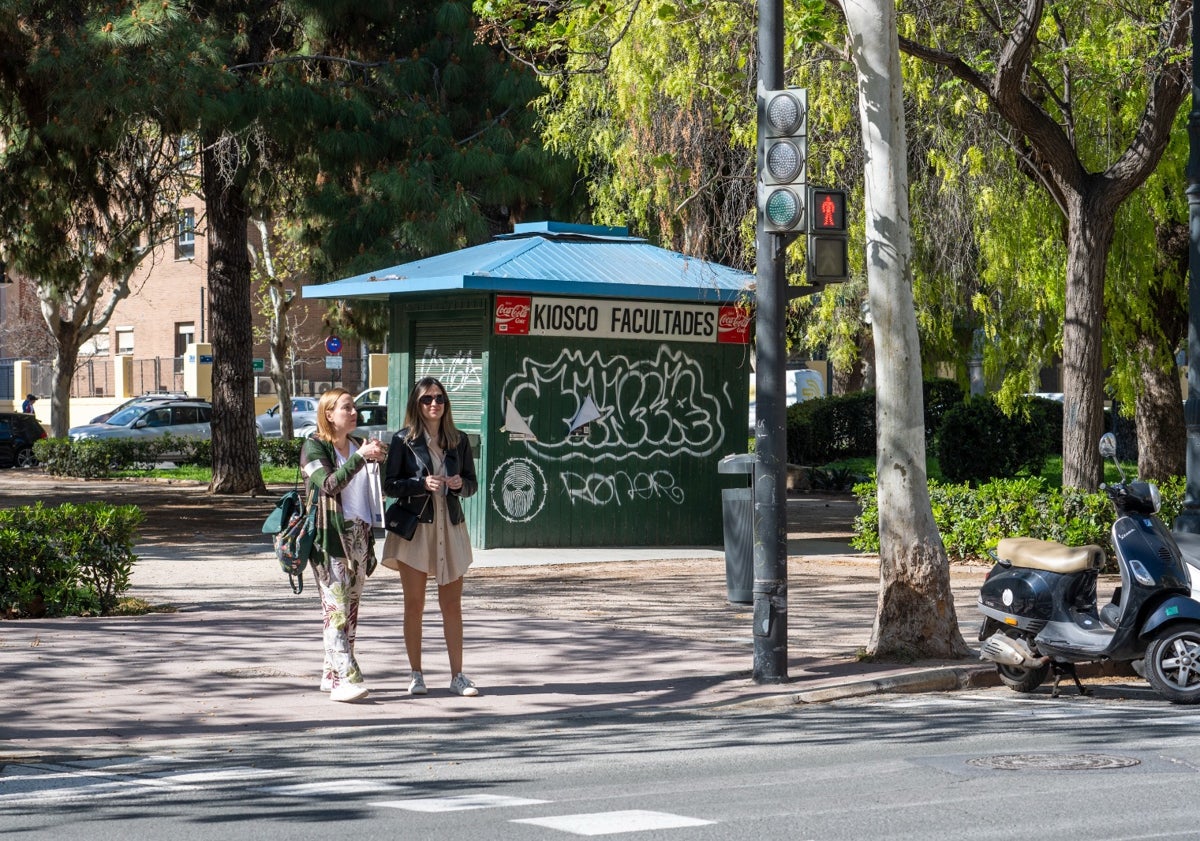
[380,376,480,697]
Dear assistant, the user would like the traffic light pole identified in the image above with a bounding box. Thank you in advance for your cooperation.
[752,0,789,683]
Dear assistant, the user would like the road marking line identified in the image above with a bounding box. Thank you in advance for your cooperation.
[371,793,548,812]
[259,779,405,796]
[512,810,715,835]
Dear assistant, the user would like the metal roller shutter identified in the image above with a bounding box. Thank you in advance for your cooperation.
[412,320,485,433]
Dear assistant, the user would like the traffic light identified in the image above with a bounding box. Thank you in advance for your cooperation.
[757,84,807,233]
[807,187,849,284]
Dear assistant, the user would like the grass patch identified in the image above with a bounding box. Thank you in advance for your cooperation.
[112,465,299,484]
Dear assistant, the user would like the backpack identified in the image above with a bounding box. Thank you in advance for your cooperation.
[265,487,317,594]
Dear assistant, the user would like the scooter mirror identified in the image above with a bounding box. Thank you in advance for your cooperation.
[1099,432,1117,460]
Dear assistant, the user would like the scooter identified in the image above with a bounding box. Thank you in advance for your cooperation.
[978,432,1200,703]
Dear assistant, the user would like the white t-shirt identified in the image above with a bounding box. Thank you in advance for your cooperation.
[336,442,376,526]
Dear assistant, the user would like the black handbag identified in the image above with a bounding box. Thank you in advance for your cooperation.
[384,497,427,540]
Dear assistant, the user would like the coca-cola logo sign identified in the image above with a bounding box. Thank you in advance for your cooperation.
[717,305,751,344]
[494,295,532,334]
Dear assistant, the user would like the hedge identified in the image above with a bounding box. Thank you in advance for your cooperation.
[34,435,305,478]
[0,502,143,618]
[786,378,963,466]
[852,474,1186,567]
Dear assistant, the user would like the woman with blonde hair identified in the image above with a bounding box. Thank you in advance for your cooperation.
[381,376,480,697]
[301,388,387,702]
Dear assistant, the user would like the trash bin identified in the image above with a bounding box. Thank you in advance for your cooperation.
[718,453,756,604]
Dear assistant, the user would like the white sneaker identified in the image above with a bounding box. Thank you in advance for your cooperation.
[330,682,369,703]
[407,671,428,695]
[450,673,479,697]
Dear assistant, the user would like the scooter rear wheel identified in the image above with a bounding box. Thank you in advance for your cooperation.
[997,662,1050,692]
[1146,624,1200,704]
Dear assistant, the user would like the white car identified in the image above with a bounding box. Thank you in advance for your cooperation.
[69,400,213,449]
[256,397,319,438]
[355,386,387,408]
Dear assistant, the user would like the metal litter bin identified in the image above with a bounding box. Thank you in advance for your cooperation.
[718,453,756,604]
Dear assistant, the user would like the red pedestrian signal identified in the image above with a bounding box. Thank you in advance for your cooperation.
[806,187,849,285]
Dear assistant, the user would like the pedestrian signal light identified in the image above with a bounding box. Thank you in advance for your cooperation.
[757,85,807,233]
[807,187,849,284]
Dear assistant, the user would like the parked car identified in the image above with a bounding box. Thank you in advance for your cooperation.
[90,391,190,424]
[256,397,319,438]
[354,403,389,438]
[68,400,213,452]
[0,412,48,468]
[355,386,388,408]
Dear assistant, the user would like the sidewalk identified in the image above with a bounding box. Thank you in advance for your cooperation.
[0,475,993,754]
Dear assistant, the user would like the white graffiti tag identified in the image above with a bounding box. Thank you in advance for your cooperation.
[559,470,685,507]
[502,344,724,462]
[490,458,548,523]
[417,346,483,391]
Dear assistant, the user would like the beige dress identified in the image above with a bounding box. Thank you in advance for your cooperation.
[382,435,474,585]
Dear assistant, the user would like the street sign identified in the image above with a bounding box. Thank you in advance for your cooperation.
[325,335,342,355]
[325,355,343,370]
[252,358,265,372]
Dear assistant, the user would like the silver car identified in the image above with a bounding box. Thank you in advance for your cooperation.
[69,400,213,449]
[256,397,319,438]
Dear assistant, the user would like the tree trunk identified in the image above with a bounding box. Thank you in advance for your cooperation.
[1136,337,1185,480]
[1060,198,1114,490]
[843,0,970,659]
[203,131,265,495]
[49,324,80,440]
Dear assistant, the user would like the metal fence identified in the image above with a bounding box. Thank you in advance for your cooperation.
[17,354,368,399]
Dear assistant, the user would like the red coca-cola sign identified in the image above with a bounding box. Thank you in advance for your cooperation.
[494,295,532,335]
[717,304,751,344]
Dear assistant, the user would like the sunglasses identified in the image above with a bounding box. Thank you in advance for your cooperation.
[418,394,447,406]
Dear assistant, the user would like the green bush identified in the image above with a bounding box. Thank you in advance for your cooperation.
[852,475,1186,567]
[786,378,963,466]
[0,502,142,618]
[933,395,1055,484]
[35,435,304,478]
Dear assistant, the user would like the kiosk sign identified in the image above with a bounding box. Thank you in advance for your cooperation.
[492,295,749,345]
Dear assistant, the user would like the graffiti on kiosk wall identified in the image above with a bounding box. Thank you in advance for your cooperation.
[491,344,729,518]
[560,469,685,507]
[491,457,549,523]
[416,346,482,391]
[500,344,726,462]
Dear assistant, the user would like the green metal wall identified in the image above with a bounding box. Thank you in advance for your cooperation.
[387,294,752,548]
[389,296,491,545]
[483,330,751,548]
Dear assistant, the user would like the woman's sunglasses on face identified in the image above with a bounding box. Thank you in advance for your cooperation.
[419,394,447,406]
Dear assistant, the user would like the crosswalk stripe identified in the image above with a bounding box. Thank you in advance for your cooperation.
[371,793,549,812]
[512,810,716,836]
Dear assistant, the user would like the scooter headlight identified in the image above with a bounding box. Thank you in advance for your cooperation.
[1129,559,1155,587]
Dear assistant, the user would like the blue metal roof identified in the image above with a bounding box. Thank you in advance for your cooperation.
[303,221,754,304]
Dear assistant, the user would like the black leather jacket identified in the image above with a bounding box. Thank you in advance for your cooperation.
[382,428,478,525]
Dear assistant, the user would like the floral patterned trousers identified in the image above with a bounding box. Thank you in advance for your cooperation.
[316,521,373,691]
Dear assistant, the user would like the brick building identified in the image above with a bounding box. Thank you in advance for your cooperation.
[1,197,366,410]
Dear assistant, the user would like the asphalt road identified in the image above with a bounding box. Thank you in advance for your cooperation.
[4,687,1197,840]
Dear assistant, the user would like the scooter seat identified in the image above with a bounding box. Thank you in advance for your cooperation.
[996,537,1104,574]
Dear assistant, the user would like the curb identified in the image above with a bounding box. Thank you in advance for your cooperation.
[712,664,997,711]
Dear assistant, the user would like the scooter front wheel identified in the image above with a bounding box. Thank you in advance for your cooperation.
[1146,624,1200,704]
[997,662,1050,692]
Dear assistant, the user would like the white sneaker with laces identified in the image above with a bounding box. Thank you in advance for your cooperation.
[450,672,479,697]
[408,671,428,695]
[330,682,369,703]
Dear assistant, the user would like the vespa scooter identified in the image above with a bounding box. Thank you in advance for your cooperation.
[978,432,1200,703]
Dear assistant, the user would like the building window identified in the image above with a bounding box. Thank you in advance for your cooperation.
[176,208,195,260]
[175,322,195,358]
[178,135,197,171]
[116,328,134,356]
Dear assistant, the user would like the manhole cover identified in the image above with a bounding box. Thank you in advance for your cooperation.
[967,753,1141,771]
